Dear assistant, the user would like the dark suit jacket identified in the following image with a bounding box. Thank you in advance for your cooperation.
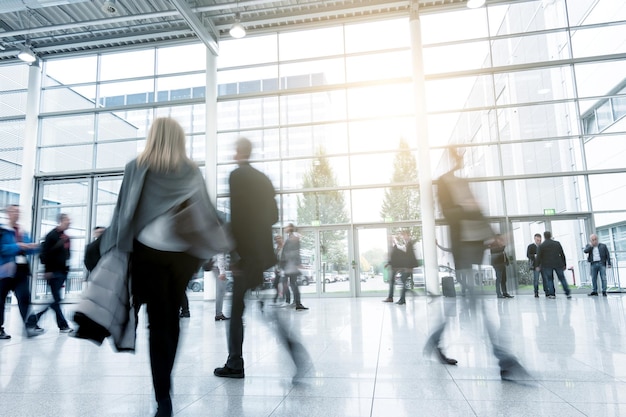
[229,162,278,287]
[583,243,611,266]
[537,238,566,269]
[41,228,70,273]
[527,243,539,268]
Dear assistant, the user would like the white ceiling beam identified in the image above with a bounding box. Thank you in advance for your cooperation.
[169,0,219,55]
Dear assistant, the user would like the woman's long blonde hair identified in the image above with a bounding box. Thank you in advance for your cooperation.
[136,117,191,172]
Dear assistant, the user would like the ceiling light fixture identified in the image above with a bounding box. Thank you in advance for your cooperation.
[229,12,246,39]
[467,0,486,8]
[17,44,37,63]
[101,0,118,15]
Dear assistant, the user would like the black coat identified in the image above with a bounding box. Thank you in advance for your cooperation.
[229,162,278,287]
[527,243,540,269]
[583,243,611,266]
[537,238,566,269]
[41,228,70,273]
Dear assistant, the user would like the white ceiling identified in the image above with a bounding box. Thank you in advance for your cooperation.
[0,0,474,64]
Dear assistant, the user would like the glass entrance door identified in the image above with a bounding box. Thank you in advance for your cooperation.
[32,175,122,302]
[296,227,352,297]
[509,216,590,294]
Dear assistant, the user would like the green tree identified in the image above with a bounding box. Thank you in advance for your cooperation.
[298,147,349,271]
[380,138,420,240]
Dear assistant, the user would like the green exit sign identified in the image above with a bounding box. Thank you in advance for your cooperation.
[544,208,556,215]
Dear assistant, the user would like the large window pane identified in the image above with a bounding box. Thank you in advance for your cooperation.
[279,27,344,61]
[428,110,497,146]
[282,156,349,191]
[347,84,413,119]
[585,134,626,171]
[571,23,626,59]
[41,85,97,112]
[0,91,27,117]
[39,145,94,172]
[283,191,350,226]
[0,64,29,89]
[157,43,206,74]
[589,173,626,211]
[218,35,278,68]
[280,123,348,158]
[500,140,582,176]
[281,58,345,86]
[346,50,411,82]
[497,101,579,141]
[95,141,139,169]
[425,75,494,112]
[99,79,155,107]
[349,153,396,186]
[217,98,279,131]
[349,118,415,154]
[97,112,142,142]
[345,18,409,53]
[40,115,94,146]
[155,73,206,102]
[421,8,488,44]
[423,41,490,74]
[280,91,346,125]
[491,31,571,67]
[100,50,155,81]
[44,56,97,85]
[494,66,575,106]
[575,60,626,108]
[217,65,278,96]
[488,0,568,36]
[504,176,588,216]
[0,120,24,149]
[350,188,387,223]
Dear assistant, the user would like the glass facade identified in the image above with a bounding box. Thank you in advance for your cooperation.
[0,0,624,298]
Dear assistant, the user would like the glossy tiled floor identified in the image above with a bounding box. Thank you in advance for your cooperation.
[1,292,626,417]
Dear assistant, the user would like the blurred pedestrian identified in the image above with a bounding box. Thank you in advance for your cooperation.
[214,137,279,379]
[424,147,532,383]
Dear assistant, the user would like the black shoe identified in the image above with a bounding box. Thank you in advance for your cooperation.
[214,364,244,378]
[179,311,190,318]
[295,304,309,311]
[603,292,607,297]
[215,314,230,321]
[59,326,73,333]
[0,328,11,339]
[396,300,406,305]
[497,295,505,299]
[504,294,514,298]
[588,292,598,296]
[500,360,534,385]
[534,293,539,298]
[26,325,45,338]
[155,398,172,417]
[436,347,457,365]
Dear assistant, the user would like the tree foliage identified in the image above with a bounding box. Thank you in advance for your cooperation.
[380,138,421,240]
[297,147,349,271]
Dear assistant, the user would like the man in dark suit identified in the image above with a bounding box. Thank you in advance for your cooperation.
[584,234,611,296]
[527,233,546,298]
[214,137,278,378]
[536,231,571,299]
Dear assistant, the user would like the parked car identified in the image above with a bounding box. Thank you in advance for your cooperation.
[297,269,314,286]
[188,277,204,292]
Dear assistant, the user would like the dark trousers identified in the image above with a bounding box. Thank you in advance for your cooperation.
[0,264,33,328]
[131,241,200,404]
[287,273,301,305]
[31,271,69,329]
[426,267,518,368]
[227,265,263,370]
[494,264,508,296]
